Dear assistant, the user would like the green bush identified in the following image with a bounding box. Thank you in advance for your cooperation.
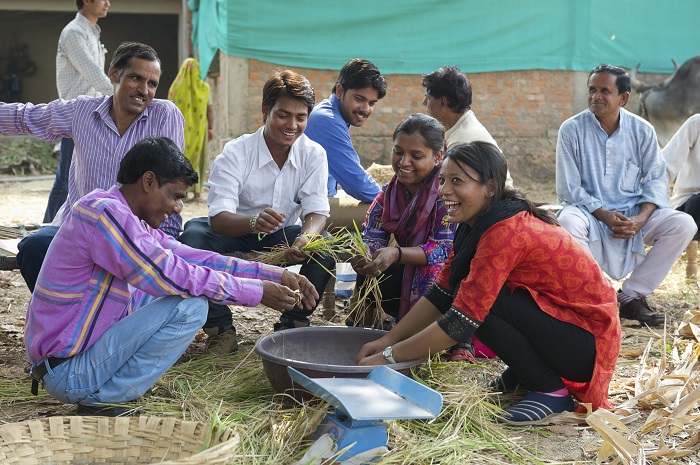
[0,136,58,176]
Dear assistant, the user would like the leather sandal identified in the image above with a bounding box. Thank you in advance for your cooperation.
[447,342,476,363]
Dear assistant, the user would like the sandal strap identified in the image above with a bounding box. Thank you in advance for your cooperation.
[448,348,476,363]
[501,391,573,425]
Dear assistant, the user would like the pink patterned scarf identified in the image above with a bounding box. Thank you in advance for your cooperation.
[381,164,441,319]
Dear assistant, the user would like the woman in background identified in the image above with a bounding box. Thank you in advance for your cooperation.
[168,58,212,201]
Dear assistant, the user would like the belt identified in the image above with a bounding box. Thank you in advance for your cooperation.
[30,357,70,396]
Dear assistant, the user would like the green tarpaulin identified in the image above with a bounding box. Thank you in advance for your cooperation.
[190,0,700,80]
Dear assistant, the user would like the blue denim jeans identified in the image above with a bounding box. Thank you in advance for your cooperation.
[39,295,207,405]
[178,217,335,331]
[16,226,58,292]
[44,138,73,223]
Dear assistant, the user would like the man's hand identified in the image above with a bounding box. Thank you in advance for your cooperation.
[280,269,319,310]
[352,247,399,277]
[260,281,300,311]
[611,213,648,239]
[357,353,390,366]
[254,208,286,235]
[593,208,647,239]
[284,235,310,264]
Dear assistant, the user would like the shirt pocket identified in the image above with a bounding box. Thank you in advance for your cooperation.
[238,187,256,210]
[620,160,641,194]
[279,196,302,223]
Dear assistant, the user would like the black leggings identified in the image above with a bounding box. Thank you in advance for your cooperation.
[678,193,700,229]
[474,286,596,392]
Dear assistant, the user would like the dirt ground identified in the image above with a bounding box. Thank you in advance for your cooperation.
[0,177,698,464]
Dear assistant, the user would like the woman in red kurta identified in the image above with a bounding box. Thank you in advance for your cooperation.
[357,141,620,425]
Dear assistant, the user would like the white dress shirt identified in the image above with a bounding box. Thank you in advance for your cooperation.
[663,114,700,210]
[445,110,513,187]
[56,12,112,99]
[208,126,330,227]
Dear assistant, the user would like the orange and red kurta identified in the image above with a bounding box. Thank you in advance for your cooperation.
[436,212,620,410]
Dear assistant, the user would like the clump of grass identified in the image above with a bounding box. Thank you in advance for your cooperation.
[346,221,385,328]
[254,231,351,270]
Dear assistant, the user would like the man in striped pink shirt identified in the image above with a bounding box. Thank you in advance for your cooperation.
[26,137,317,416]
[0,42,184,292]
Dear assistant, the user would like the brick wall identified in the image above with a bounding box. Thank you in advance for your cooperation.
[209,56,593,202]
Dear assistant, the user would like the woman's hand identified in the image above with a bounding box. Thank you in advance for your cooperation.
[356,337,391,363]
[358,353,389,366]
[350,254,371,275]
[353,247,400,277]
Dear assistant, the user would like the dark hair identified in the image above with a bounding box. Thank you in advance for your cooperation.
[589,64,631,94]
[76,0,84,9]
[444,142,558,225]
[117,137,198,187]
[422,66,472,113]
[262,70,315,115]
[332,58,387,99]
[393,113,445,154]
[109,42,161,80]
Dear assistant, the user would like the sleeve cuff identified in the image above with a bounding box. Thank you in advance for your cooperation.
[584,201,603,214]
[424,284,453,314]
[301,197,331,218]
[260,263,285,283]
[233,278,264,307]
[436,307,480,342]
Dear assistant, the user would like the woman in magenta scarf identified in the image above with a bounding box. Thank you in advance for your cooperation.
[350,114,456,338]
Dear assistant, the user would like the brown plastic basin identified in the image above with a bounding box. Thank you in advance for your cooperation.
[254,326,424,399]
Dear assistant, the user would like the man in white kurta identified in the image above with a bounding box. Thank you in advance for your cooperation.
[663,114,700,227]
[556,65,696,326]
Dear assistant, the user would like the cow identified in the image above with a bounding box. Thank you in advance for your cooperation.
[626,55,700,146]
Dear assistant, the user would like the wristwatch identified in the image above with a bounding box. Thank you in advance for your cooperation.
[382,346,397,364]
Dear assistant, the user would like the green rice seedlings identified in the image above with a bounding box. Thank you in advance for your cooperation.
[346,221,385,329]
[254,230,352,270]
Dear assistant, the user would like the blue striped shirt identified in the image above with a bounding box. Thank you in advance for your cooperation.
[0,96,185,235]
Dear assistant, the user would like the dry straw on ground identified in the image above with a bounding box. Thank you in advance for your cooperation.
[2,211,700,462]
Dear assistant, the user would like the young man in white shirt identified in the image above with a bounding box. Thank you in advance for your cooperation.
[179,70,334,354]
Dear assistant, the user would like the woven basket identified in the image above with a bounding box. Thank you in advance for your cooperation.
[0,416,240,465]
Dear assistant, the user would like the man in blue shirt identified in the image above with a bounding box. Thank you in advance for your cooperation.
[556,64,696,326]
[305,58,386,204]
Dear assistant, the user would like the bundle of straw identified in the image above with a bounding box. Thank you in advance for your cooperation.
[254,231,352,269]
[346,221,385,329]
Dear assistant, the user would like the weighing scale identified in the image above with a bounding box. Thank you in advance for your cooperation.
[288,365,443,462]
